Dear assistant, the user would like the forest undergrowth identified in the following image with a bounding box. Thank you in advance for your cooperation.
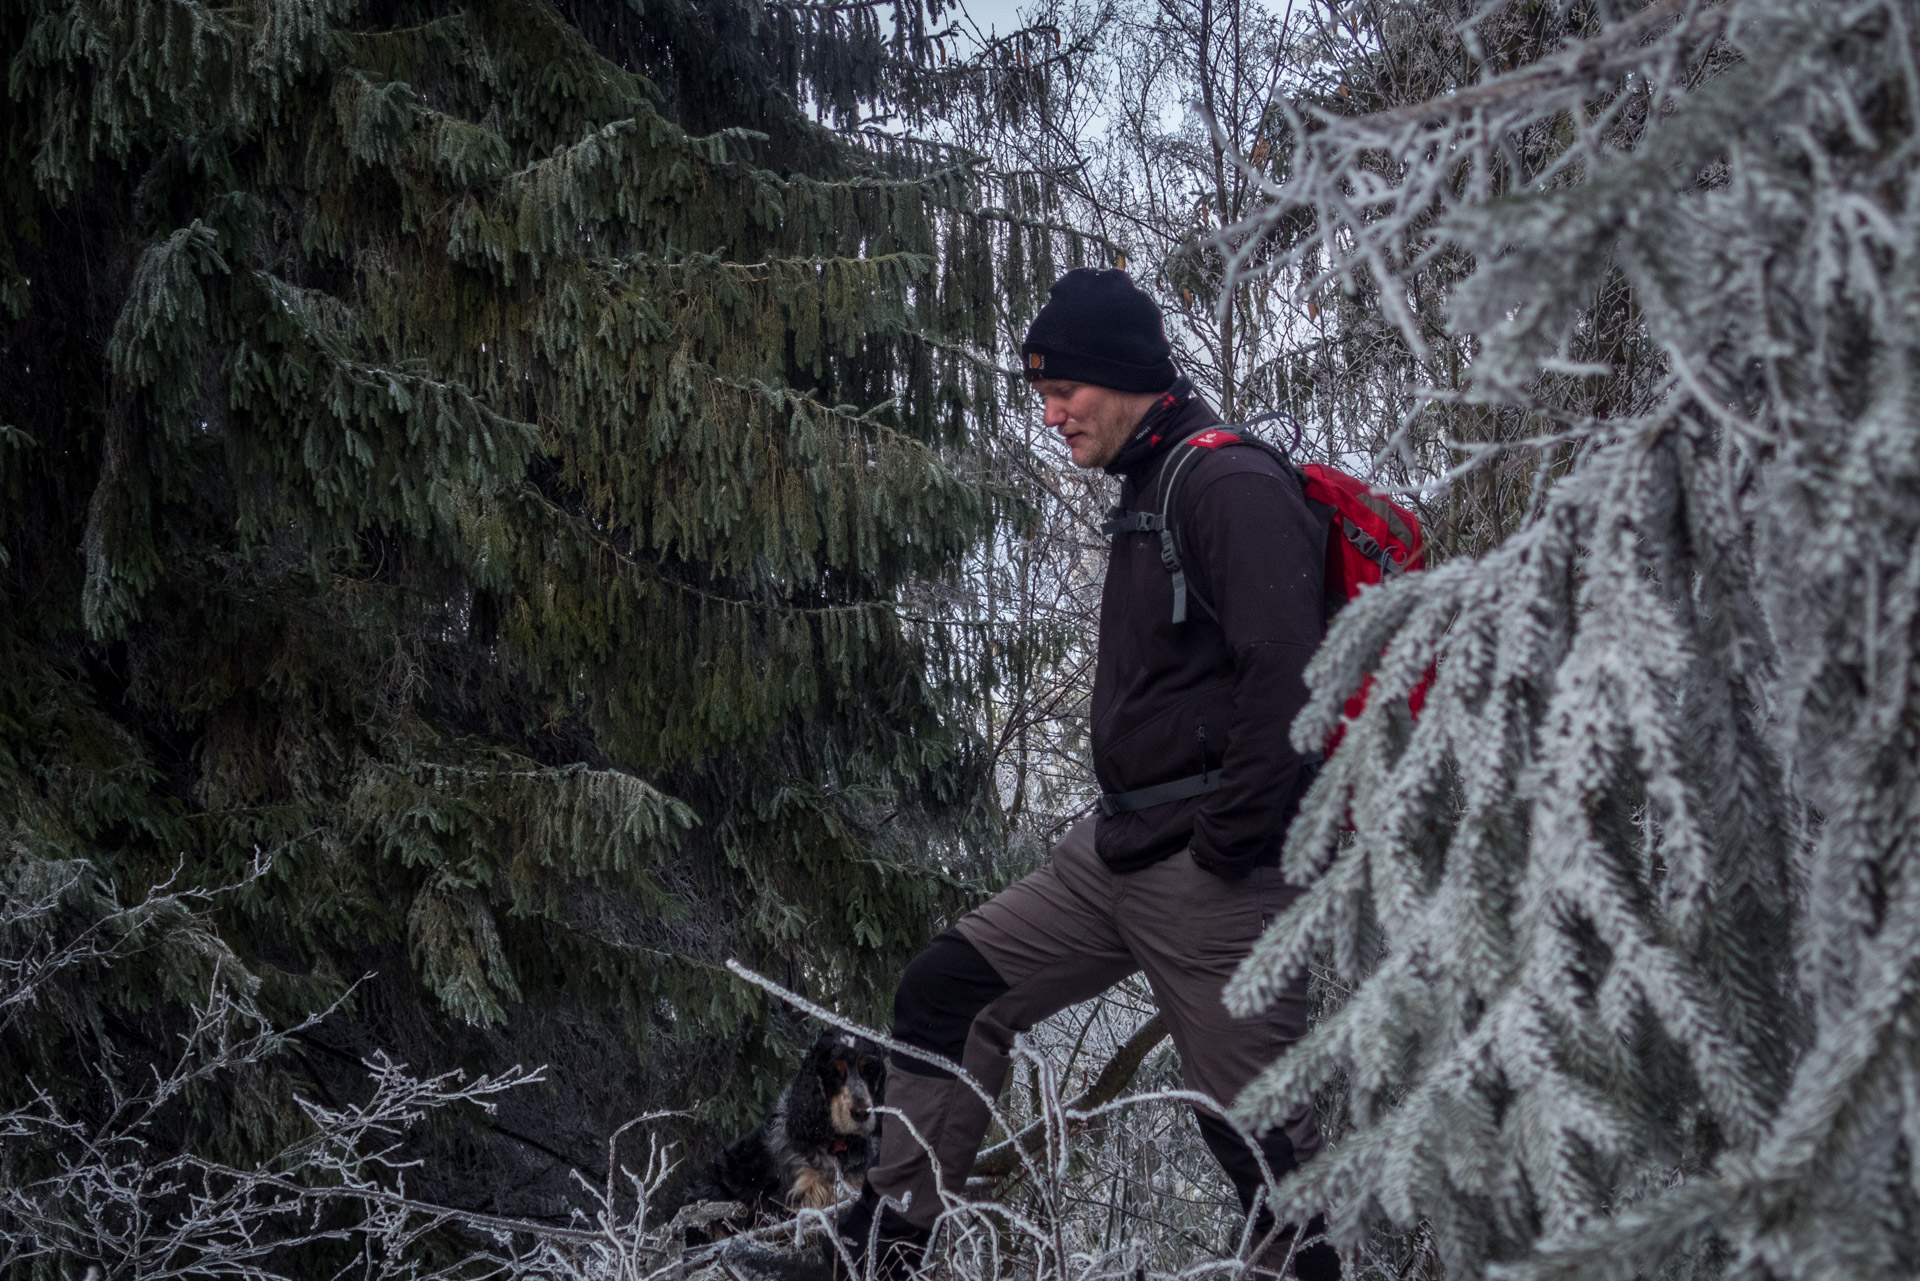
[2,858,1402,1281]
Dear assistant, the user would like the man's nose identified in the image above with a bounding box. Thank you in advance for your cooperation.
[1043,400,1068,428]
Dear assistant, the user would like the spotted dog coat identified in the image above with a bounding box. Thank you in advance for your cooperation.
[658,1030,886,1236]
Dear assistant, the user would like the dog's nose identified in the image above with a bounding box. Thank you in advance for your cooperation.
[851,1102,871,1122]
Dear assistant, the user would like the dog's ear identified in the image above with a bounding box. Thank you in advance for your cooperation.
[787,1035,831,1105]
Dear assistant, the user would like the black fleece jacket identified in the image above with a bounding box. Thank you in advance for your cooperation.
[1090,385,1327,878]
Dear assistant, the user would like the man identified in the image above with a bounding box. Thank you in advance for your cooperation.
[842,268,1337,1280]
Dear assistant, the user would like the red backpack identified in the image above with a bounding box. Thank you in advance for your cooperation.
[1100,420,1427,752]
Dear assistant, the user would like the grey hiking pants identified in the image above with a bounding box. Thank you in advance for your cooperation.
[869,817,1320,1229]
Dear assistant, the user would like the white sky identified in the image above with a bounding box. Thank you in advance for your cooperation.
[951,0,1037,42]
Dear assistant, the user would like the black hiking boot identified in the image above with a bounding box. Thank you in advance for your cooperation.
[832,1183,931,1281]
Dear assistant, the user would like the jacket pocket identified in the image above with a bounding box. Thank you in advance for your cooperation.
[1094,685,1231,793]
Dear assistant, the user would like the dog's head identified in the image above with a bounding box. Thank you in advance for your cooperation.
[802,1030,885,1137]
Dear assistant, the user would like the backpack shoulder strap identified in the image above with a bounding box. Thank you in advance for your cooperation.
[1118,425,1294,623]
[1102,423,1305,624]
[1152,433,1223,624]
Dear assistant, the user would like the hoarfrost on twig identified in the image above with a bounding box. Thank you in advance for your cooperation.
[1214,0,1920,1275]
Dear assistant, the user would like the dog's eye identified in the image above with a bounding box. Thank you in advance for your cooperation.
[833,1061,847,1078]
[856,1057,869,1072]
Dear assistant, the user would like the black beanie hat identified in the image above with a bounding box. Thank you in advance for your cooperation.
[1021,268,1176,393]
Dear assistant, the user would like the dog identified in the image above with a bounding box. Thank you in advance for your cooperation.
[658,1029,887,1237]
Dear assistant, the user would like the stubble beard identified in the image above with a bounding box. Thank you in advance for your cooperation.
[1076,404,1139,470]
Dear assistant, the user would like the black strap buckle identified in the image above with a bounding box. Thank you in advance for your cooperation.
[1100,508,1164,537]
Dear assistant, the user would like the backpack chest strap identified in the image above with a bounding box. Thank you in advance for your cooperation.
[1100,509,1164,536]
[1104,506,1200,620]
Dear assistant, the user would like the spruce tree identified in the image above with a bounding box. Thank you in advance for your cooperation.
[1218,0,1920,1276]
[0,0,1044,1228]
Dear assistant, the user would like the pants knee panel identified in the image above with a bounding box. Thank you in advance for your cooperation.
[889,931,1010,1078]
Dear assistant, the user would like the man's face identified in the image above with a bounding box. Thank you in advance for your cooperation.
[1034,380,1161,469]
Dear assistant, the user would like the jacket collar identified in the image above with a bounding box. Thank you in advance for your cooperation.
[1104,377,1221,480]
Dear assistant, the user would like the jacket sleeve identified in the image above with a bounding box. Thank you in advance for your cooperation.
[1181,463,1325,879]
